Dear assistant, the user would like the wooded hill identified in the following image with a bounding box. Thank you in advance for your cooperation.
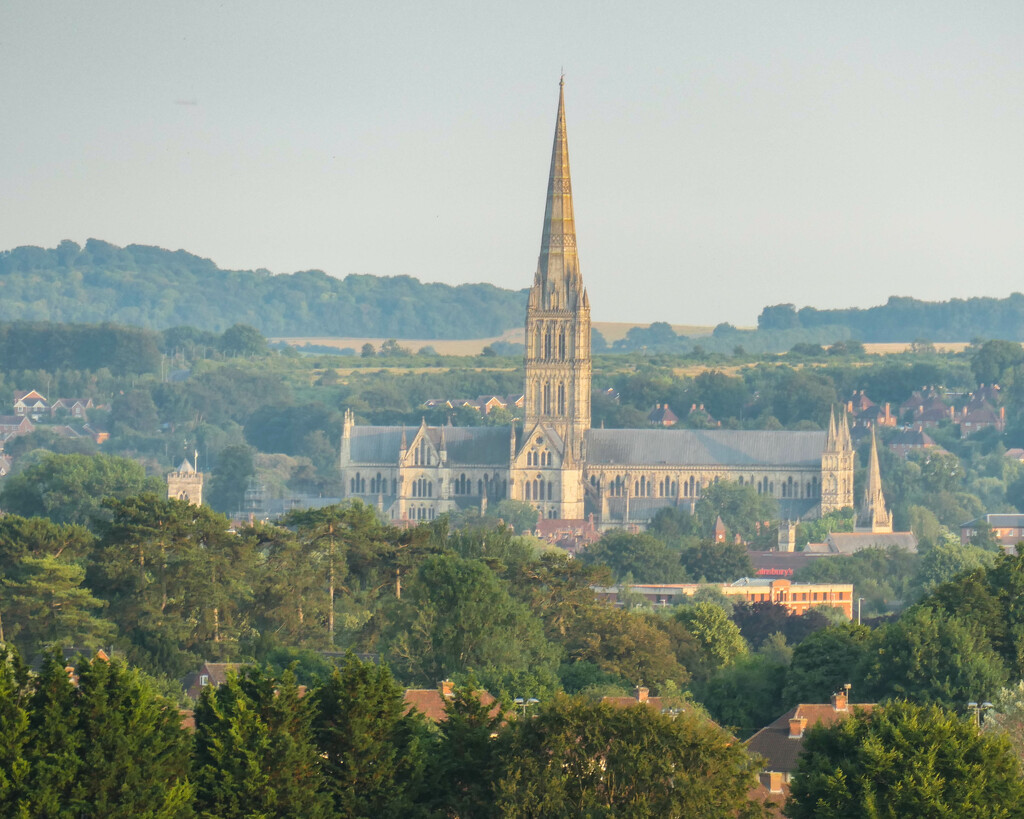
[0,239,527,339]
[4,238,1024,343]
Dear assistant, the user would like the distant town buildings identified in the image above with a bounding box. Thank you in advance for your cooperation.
[592,578,854,618]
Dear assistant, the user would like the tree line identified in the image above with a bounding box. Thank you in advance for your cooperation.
[0,240,526,338]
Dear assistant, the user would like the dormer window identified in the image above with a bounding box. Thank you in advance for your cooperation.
[200,674,209,686]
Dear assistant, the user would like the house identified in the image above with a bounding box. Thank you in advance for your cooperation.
[959,399,1005,438]
[746,691,876,797]
[50,397,94,420]
[1005,448,1024,463]
[960,514,1024,550]
[601,686,717,726]
[593,578,854,618]
[647,403,679,427]
[13,390,48,417]
[685,403,720,428]
[82,424,110,444]
[534,516,602,553]
[0,415,34,442]
[846,391,895,429]
[0,454,11,476]
[403,679,499,723]
[888,427,938,460]
[182,662,245,700]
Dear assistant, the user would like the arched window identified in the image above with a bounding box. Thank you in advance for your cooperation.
[543,383,551,415]
[544,329,552,359]
[559,330,566,359]
[558,383,565,415]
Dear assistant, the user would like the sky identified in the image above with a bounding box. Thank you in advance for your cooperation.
[2,2,1023,327]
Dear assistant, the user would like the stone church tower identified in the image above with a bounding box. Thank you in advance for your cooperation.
[167,457,203,506]
[819,408,854,514]
[523,77,591,462]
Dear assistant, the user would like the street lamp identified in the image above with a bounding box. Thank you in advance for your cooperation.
[857,597,865,625]
[967,701,994,728]
[514,697,539,718]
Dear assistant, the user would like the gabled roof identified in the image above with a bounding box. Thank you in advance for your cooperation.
[403,687,499,723]
[585,429,826,468]
[962,513,1024,528]
[348,425,511,466]
[746,701,876,773]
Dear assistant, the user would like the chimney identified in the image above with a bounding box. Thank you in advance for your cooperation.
[635,686,649,703]
[831,691,848,711]
[768,771,784,794]
[789,716,807,738]
[440,680,454,698]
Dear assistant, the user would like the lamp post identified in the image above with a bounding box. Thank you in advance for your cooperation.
[967,701,994,728]
[513,697,539,718]
[857,597,865,625]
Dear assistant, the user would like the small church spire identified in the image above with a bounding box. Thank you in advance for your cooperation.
[858,426,893,533]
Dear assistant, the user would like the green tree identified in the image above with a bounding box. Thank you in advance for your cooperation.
[218,323,268,357]
[782,622,873,706]
[0,452,160,527]
[206,443,255,514]
[495,695,766,818]
[375,554,560,695]
[1,556,114,654]
[579,530,687,583]
[312,654,431,818]
[91,494,254,677]
[698,651,788,739]
[694,480,779,544]
[0,646,30,816]
[788,701,1024,819]
[193,665,331,818]
[971,339,1024,385]
[680,539,754,582]
[862,606,1008,708]
[674,601,748,682]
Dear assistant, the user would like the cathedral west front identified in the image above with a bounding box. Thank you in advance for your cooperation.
[339,81,855,529]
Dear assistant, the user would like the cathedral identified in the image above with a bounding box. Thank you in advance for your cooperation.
[339,80,856,529]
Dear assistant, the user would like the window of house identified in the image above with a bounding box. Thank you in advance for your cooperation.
[200,675,209,686]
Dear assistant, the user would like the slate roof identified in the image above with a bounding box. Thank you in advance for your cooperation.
[746,702,875,773]
[808,532,918,554]
[585,429,826,468]
[963,514,1024,528]
[348,425,510,466]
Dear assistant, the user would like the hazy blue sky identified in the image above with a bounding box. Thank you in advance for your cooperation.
[2,2,1022,326]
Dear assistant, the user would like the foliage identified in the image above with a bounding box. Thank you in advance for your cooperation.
[788,700,1024,818]
[782,623,873,706]
[578,530,687,583]
[674,601,748,682]
[0,239,527,337]
[311,653,430,818]
[494,695,767,818]
[0,452,161,527]
[193,664,332,818]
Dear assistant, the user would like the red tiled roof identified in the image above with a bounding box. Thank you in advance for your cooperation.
[403,687,499,723]
[746,701,876,774]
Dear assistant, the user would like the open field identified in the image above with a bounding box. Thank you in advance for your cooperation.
[863,342,972,354]
[273,328,525,356]
[592,321,717,342]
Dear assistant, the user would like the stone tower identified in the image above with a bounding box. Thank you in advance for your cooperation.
[820,407,854,514]
[523,77,591,462]
[167,458,203,506]
[857,427,893,533]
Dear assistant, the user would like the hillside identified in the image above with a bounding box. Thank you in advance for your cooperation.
[0,239,527,338]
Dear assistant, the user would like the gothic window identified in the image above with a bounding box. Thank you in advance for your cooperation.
[558,383,565,415]
[392,478,397,495]
[535,381,542,413]
[535,327,542,357]
[545,329,552,359]
[559,329,566,359]
[478,479,484,496]
[544,383,551,415]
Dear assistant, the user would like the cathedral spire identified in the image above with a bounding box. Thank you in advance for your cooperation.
[536,76,583,309]
[858,426,893,533]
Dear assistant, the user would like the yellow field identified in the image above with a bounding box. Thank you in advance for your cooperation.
[862,342,972,355]
[273,328,525,357]
[592,321,717,342]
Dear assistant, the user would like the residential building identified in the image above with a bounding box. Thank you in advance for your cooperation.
[182,661,244,701]
[403,679,499,723]
[13,389,48,417]
[746,691,876,797]
[960,514,1024,550]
